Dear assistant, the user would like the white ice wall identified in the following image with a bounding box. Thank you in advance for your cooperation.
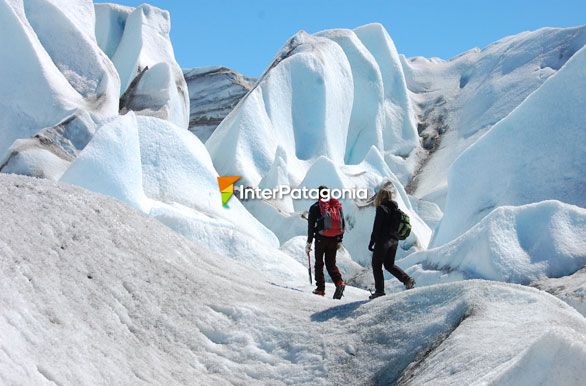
[433,45,586,246]
[0,0,120,158]
[95,3,189,128]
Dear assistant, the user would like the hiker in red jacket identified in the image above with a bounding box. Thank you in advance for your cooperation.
[306,186,346,299]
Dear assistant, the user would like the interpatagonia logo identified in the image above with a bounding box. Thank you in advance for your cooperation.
[217,176,240,207]
[218,175,368,208]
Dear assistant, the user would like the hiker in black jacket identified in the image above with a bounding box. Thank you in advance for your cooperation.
[306,186,346,299]
[368,188,415,299]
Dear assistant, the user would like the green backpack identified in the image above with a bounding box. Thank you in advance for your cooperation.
[397,210,412,240]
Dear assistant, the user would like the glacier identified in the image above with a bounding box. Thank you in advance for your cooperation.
[0,110,97,180]
[402,200,586,285]
[58,111,286,281]
[404,26,586,206]
[532,267,586,317]
[0,0,190,181]
[206,30,355,187]
[206,23,420,187]
[60,112,151,213]
[95,2,189,128]
[0,0,585,383]
[1,174,585,384]
[0,0,119,158]
[433,43,586,246]
[204,24,431,259]
[184,66,255,141]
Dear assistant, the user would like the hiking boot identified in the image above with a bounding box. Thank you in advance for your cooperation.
[333,281,345,300]
[405,278,415,290]
[312,288,325,296]
[368,291,385,300]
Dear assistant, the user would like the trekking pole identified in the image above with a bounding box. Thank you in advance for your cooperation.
[306,251,313,285]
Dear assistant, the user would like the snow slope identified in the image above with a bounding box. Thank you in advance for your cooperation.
[532,267,586,317]
[433,43,586,246]
[1,4,585,382]
[0,0,119,158]
[55,112,291,280]
[0,142,70,181]
[160,115,279,246]
[405,26,586,206]
[94,2,132,58]
[2,174,585,385]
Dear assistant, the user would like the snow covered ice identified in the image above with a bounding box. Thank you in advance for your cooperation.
[532,267,586,317]
[1,175,585,385]
[0,0,119,158]
[1,0,586,383]
[60,112,151,213]
[432,43,586,246]
[404,26,586,207]
[206,23,420,187]
[402,200,586,286]
[96,2,189,128]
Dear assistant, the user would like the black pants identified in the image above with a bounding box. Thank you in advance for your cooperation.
[372,239,411,293]
[314,238,343,289]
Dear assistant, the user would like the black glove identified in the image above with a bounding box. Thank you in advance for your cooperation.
[368,241,375,252]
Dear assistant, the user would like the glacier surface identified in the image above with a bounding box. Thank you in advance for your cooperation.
[1,1,585,383]
[1,175,585,384]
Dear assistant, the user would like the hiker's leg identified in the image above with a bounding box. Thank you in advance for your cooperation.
[383,240,411,285]
[388,264,411,285]
[371,243,385,293]
[324,239,343,284]
[314,239,326,290]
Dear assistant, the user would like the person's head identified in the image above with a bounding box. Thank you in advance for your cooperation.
[318,185,329,201]
[374,187,393,207]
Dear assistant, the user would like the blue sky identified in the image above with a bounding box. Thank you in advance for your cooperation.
[96,0,586,76]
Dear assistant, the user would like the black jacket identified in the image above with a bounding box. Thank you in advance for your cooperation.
[370,200,401,245]
[307,201,345,243]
